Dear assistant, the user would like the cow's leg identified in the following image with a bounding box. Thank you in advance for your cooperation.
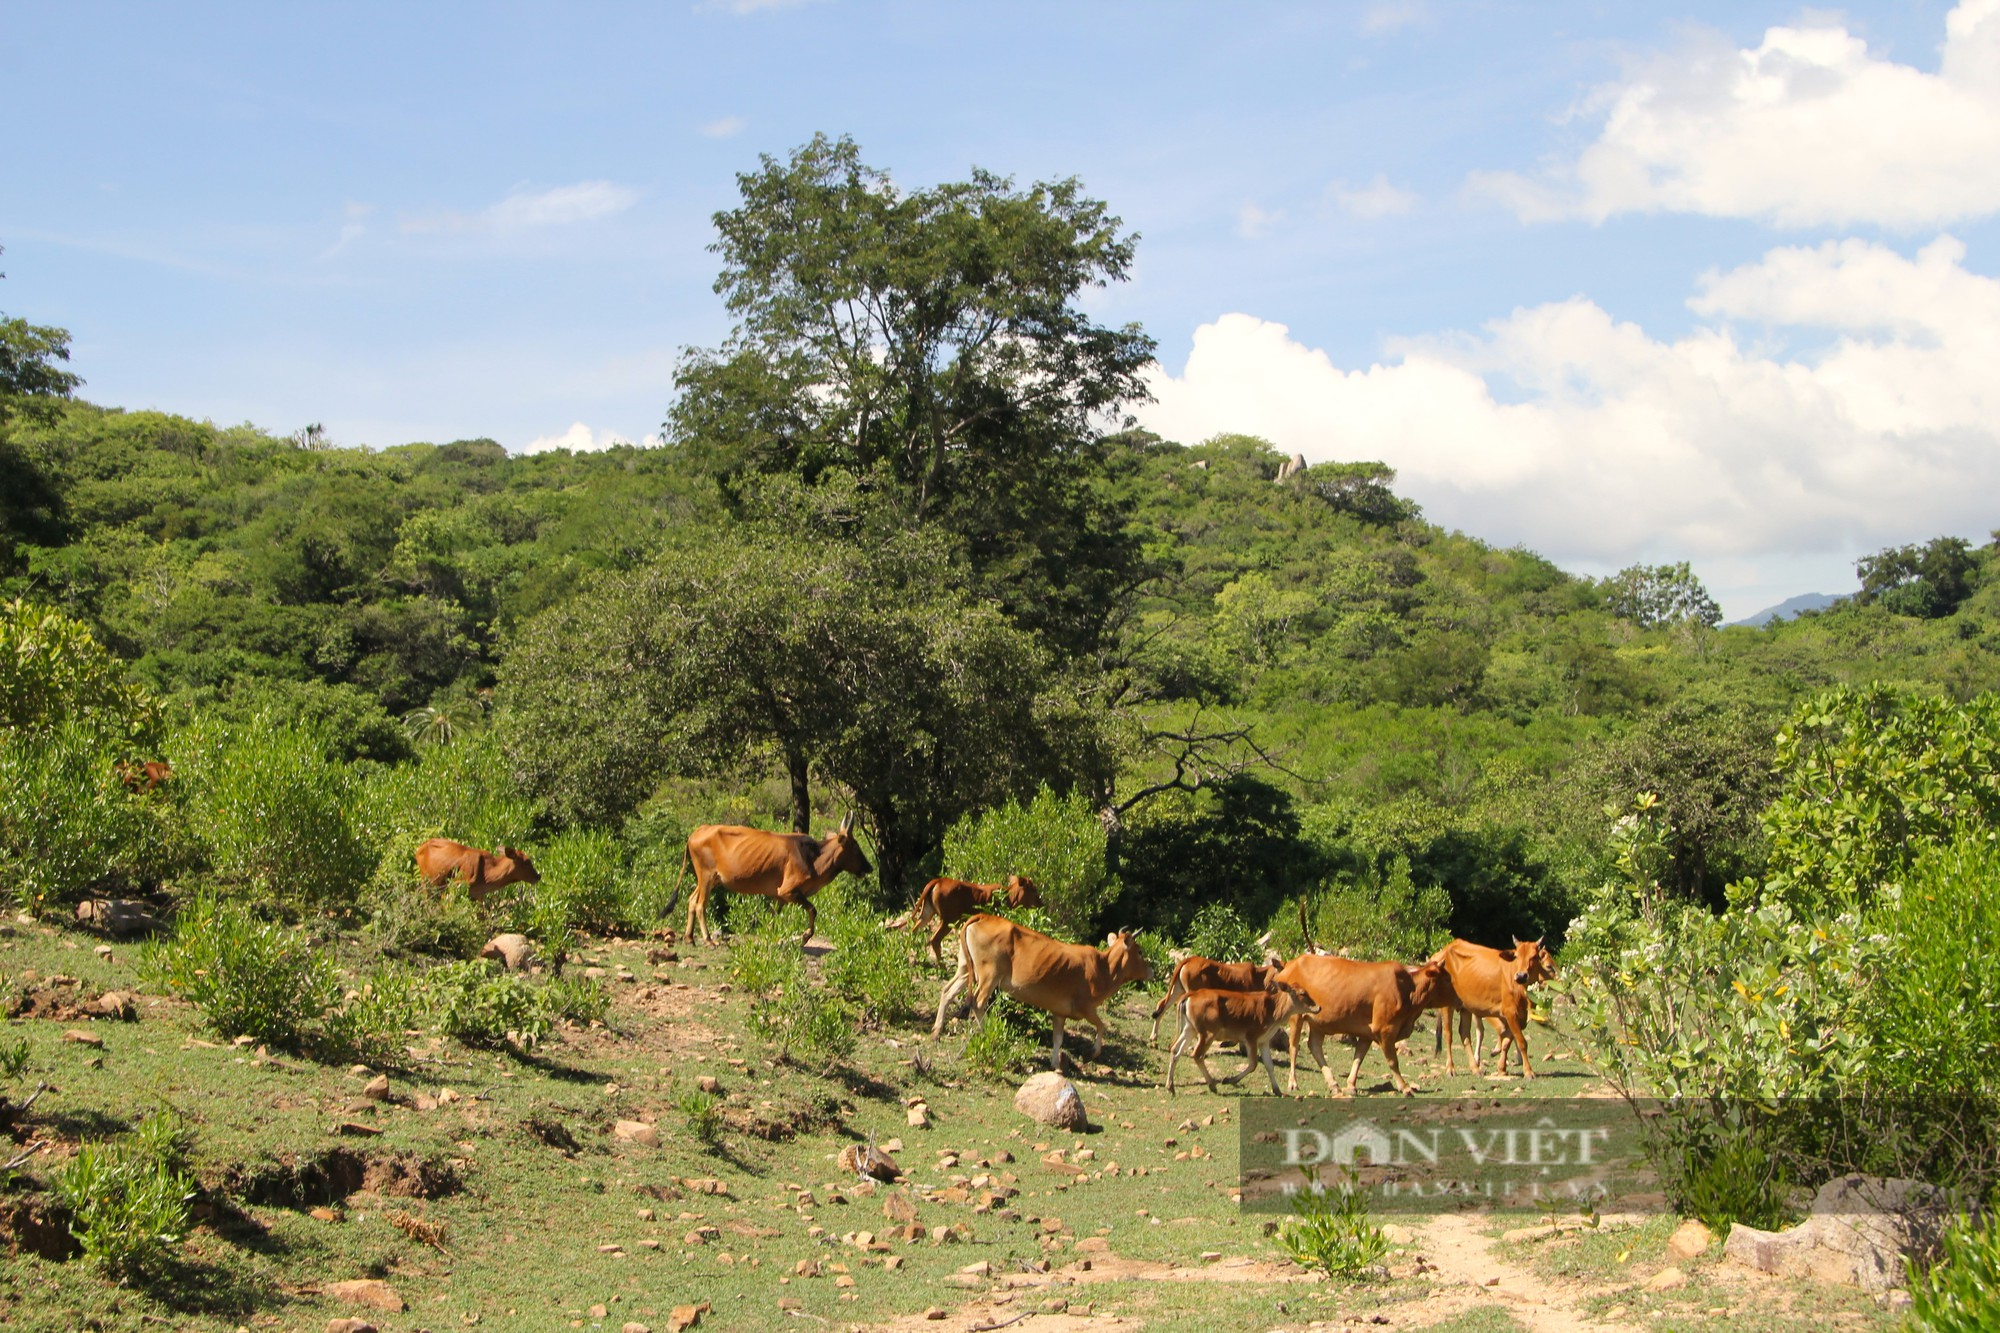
[1438,1007,1455,1075]
[1313,1031,1342,1097]
[932,958,973,1037]
[1083,1007,1109,1060]
[1344,1036,1368,1096]
[1258,1036,1283,1096]
[1186,1033,1219,1092]
[1167,1019,1188,1095]
[1379,1026,1420,1095]
[1224,1034,1262,1086]
[798,895,818,950]
[927,923,947,964]
[1049,1016,1067,1072]
[1286,1016,1303,1095]
[1499,1008,1533,1079]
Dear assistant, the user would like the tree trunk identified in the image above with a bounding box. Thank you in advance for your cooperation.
[787,750,811,834]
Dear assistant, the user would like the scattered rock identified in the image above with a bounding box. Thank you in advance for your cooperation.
[326,1320,378,1333]
[694,1074,720,1094]
[74,898,158,935]
[882,1191,919,1225]
[1723,1174,1952,1292]
[84,990,139,1020]
[61,1029,104,1048]
[838,1142,900,1182]
[1645,1266,1688,1291]
[623,1323,652,1333]
[323,1279,405,1312]
[1014,1072,1088,1130]
[668,1302,708,1331]
[309,1207,341,1222]
[923,1310,947,1322]
[361,1075,390,1102]
[1666,1218,1715,1260]
[906,1103,931,1129]
[335,1122,382,1137]
[614,1120,660,1147]
[1380,1224,1414,1245]
[1075,1236,1109,1253]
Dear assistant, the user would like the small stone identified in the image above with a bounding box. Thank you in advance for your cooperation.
[959,1260,991,1276]
[623,1324,652,1333]
[923,1310,947,1321]
[834,1275,856,1289]
[1199,1250,1222,1262]
[62,1029,104,1048]
[310,1207,341,1222]
[695,1074,720,1094]
[336,1122,382,1137]
[636,1208,655,1221]
[326,1320,379,1333]
[1644,1266,1688,1291]
[362,1074,390,1101]
[907,1105,930,1129]
[614,1120,660,1147]
[1666,1218,1715,1260]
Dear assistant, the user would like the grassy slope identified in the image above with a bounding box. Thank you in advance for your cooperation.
[1,919,1893,1333]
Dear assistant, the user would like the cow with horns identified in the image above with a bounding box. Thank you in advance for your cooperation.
[678,813,871,949]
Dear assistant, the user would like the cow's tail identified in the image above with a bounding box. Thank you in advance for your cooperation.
[1150,957,1189,1022]
[661,841,691,920]
[1296,897,1318,955]
[891,879,940,932]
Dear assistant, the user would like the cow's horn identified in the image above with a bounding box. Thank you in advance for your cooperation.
[839,809,855,834]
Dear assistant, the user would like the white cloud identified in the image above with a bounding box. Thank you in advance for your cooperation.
[402,181,639,236]
[700,115,747,139]
[514,422,656,455]
[1136,238,2000,589]
[1360,1,1427,35]
[1327,173,1417,219]
[1470,0,2000,228]
[1237,202,1286,240]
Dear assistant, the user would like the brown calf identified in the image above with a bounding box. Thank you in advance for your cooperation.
[1276,954,1448,1096]
[116,759,174,793]
[904,874,1042,962]
[1147,955,1284,1046]
[932,915,1153,1071]
[1167,982,1322,1096]
[415,838,541,903]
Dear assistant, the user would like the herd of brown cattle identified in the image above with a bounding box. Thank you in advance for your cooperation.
[419,819,1556,1097]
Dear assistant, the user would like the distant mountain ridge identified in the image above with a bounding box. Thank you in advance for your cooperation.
[1729,592,1847,628]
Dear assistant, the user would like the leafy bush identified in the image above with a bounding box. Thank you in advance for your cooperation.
[1298,855,1451,961]
[538,972,611,1028]
[174,713,372,907]
[359,871,491,960]
[0,597,162,749]
[959,997,1043,1081]
[678,1088,724,1146]
[143,889,342,1049]
[0,720,158,913]
[1184,902,1264,963]
[326,965,432,1066]
[0,1034,27,1081]
[54,1110,194,1276]
[1663,1118,1796,1235]
[1908,1212,2000,1333]
[1274,1168,1389,1279]
[819,885,919,1024]
[942,784,1119,939]
[427,960,552,1049]
[516,826,626,934]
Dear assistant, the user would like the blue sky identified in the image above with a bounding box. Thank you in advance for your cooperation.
[6,1,1999,617]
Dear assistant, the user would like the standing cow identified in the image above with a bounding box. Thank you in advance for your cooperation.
[932,915,1153,1071]
[415,838,541,903]
[1430,937,1555,1078]
[680,814,871,948]
[1277,953,1449,1097]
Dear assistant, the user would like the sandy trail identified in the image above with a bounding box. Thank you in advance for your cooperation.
[1407,1211,1644,1333]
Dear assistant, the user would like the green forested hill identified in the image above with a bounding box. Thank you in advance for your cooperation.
[8,395,2000,949]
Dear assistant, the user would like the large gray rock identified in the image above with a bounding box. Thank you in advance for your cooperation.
[1013,1072,1088,1130]
[1723,1174,1952,1292]
[479,933,536,971]
[1276,452,1308,481]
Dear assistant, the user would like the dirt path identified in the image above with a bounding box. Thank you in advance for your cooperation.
[1406,1212,1644,1333]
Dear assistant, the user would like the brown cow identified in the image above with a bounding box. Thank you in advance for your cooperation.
[1430,938,1555,1078]
[415,838,541,904]
[681,814,871,948]
[932,915,1153,1071]
[1276,954,1448,1097]
[1167,982,1322,1096]
[1148,954,1285,1046]
[116,759,173,793]
[903,874,1042,962]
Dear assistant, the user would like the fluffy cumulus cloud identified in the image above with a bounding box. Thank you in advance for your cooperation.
[402,181,639,236]
[1326,174,1417,219]
[1135,237,2000,578]
[1471,0,2000,227]
[514,422,654,455]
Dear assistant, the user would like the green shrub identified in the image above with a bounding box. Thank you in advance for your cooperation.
[1660,1119,1796,1235]
[143,889,342,1049]
[1300,855,1451,961]
[942,785,1119,939]
[517,827,626,934]
[0,1035,27,1081]
[1184,902,1264,962]
[678,1088,724,1146]
[728,904,808,998]
[0,598,162,750]
[359,869,493,960]
[1908,1212,2000,1333]
[0,720,155,913]
[326,965,432,1066]
[959,997,1043,1080]
[762,984,857,1071]
[53,1110,194,1277]
[1274,1167,1389,1280]
[354,731,539,917]
[819,885,919,1024]
[174,713,372,907]
[539,973,611,1028]
[427,960,551,1049]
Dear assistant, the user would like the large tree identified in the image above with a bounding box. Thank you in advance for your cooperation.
[1,253,84,568]
[499,521,1104,896]
[666,135,1157,657]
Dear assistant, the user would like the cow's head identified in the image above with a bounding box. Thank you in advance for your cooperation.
[511,849,542,883]
[1004,875,1043,909]
[1275,980,1321,1020]
[1510,937,1554,986]
[1103,929,1153,985]
[823,811,872,878]
[1405,959,1451,1008]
